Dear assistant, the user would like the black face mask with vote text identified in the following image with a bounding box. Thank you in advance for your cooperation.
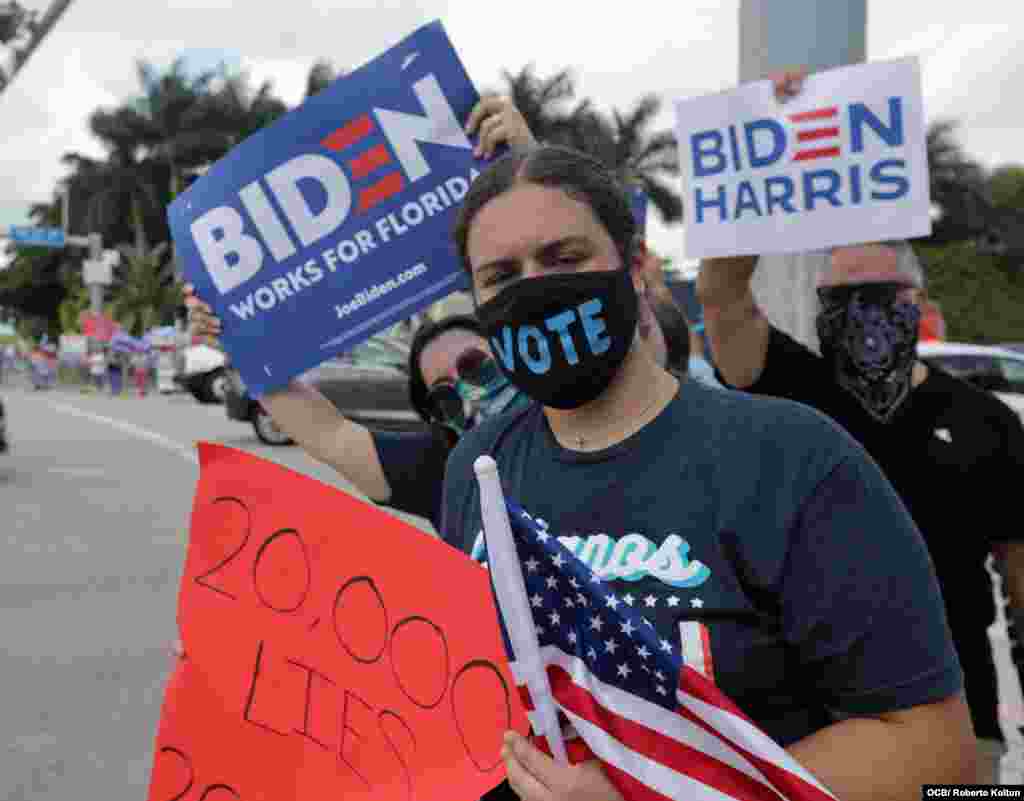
[475,268,639,410]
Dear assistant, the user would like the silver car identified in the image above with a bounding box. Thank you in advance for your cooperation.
[918,342,1024,420]
[224,335,424,445]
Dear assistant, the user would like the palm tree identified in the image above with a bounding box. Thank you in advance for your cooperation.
[496,64,578,143]
[110,242,180,336]
[202,67,288,145]
[88,58,230,202]
[60,150,165,252]
[492,66,682,223]
[57,276,90,334]
[305,59,338,99]
[545,96,682,224]
[607,96,681,223]
[927,119,990,243]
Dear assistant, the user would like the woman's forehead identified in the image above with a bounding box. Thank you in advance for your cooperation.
[421,328,487,364]
[820,244,913,287]
[466,184,604,265]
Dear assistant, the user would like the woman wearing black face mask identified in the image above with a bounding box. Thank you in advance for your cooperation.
[441,144,974,800]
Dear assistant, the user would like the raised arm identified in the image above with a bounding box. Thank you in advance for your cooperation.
[696,254,770,388]
[696,68,808,389]
[184,285,393,502]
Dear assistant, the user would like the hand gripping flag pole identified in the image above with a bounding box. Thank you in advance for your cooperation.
[474,454,569,764]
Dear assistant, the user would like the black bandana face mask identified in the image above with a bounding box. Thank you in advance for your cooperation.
[816,282,922,424]
[475,268,639,410]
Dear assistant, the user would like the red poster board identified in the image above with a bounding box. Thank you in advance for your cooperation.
[148,443,525,801]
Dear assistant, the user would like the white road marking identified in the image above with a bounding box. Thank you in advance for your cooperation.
[47,467,108,478]
[45,399,199,465]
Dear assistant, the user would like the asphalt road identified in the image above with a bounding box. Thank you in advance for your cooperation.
[0,381,435,799]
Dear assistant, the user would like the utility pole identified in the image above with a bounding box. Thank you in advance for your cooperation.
[59,186,110,316]
[738,0,866,351]
[0,0,75,96]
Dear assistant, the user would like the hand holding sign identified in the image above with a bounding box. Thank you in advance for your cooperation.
[183,284,220,341]
[148,444,526,801]
[171,21,495,398]
[675,58,931,259]
[466,95,536,158]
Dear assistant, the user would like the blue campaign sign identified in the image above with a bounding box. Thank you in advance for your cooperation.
[8,226,65,248]
[169,20,492,397]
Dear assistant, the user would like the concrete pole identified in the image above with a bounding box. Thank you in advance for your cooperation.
[60,184,69,233]
[87,232,103,316]
[739,0,866,351]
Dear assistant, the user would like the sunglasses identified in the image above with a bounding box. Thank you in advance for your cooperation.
[424,348,501,427]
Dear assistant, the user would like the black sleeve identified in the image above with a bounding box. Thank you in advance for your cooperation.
[738,326,833,407]
[370,429,449,528]
[987,400,1024,543]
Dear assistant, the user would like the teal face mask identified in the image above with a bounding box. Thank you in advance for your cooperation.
[457,361,531,422]
[427,354,530,436]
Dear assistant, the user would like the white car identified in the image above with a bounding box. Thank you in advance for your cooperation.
[174,343,230,404]
[917,342,1024,419]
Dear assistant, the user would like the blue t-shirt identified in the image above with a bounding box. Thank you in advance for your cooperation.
[441,378,962,746]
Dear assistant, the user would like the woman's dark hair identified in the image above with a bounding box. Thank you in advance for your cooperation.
[407,314,483,422]
[453,145,638,280]
[650,296,691,375]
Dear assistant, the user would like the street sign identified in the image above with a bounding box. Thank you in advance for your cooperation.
[83,258,112,286]
[8,225,65,248]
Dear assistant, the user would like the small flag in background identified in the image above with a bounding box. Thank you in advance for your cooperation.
[474,455,836,801]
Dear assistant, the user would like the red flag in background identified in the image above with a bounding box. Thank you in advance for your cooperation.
[919,299,946,342]
[147,443,526,801]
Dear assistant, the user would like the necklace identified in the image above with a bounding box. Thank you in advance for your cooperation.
[570,378,672,450]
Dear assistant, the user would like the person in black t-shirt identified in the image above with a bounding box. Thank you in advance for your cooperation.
[697,71,1024,784]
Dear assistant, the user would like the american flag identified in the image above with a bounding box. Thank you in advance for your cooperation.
[488,499,837,801]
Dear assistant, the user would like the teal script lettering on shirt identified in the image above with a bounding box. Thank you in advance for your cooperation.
[556,532,711,588]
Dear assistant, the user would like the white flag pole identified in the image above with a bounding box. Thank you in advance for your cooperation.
[474,454,568,764]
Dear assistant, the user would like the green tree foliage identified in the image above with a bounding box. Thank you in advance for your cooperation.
[989,165,1024,212]
[110,242,181,337]
[494,66,682,223]
[918,241,1024,343]
[305,59,338,99]
[0,199,67,327]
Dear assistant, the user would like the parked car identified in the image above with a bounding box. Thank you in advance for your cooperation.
[224,334,426,445]
[918,342,1024,419]
[175,343,230,404]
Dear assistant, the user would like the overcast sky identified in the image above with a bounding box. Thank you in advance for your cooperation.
[0,0,1019,271]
